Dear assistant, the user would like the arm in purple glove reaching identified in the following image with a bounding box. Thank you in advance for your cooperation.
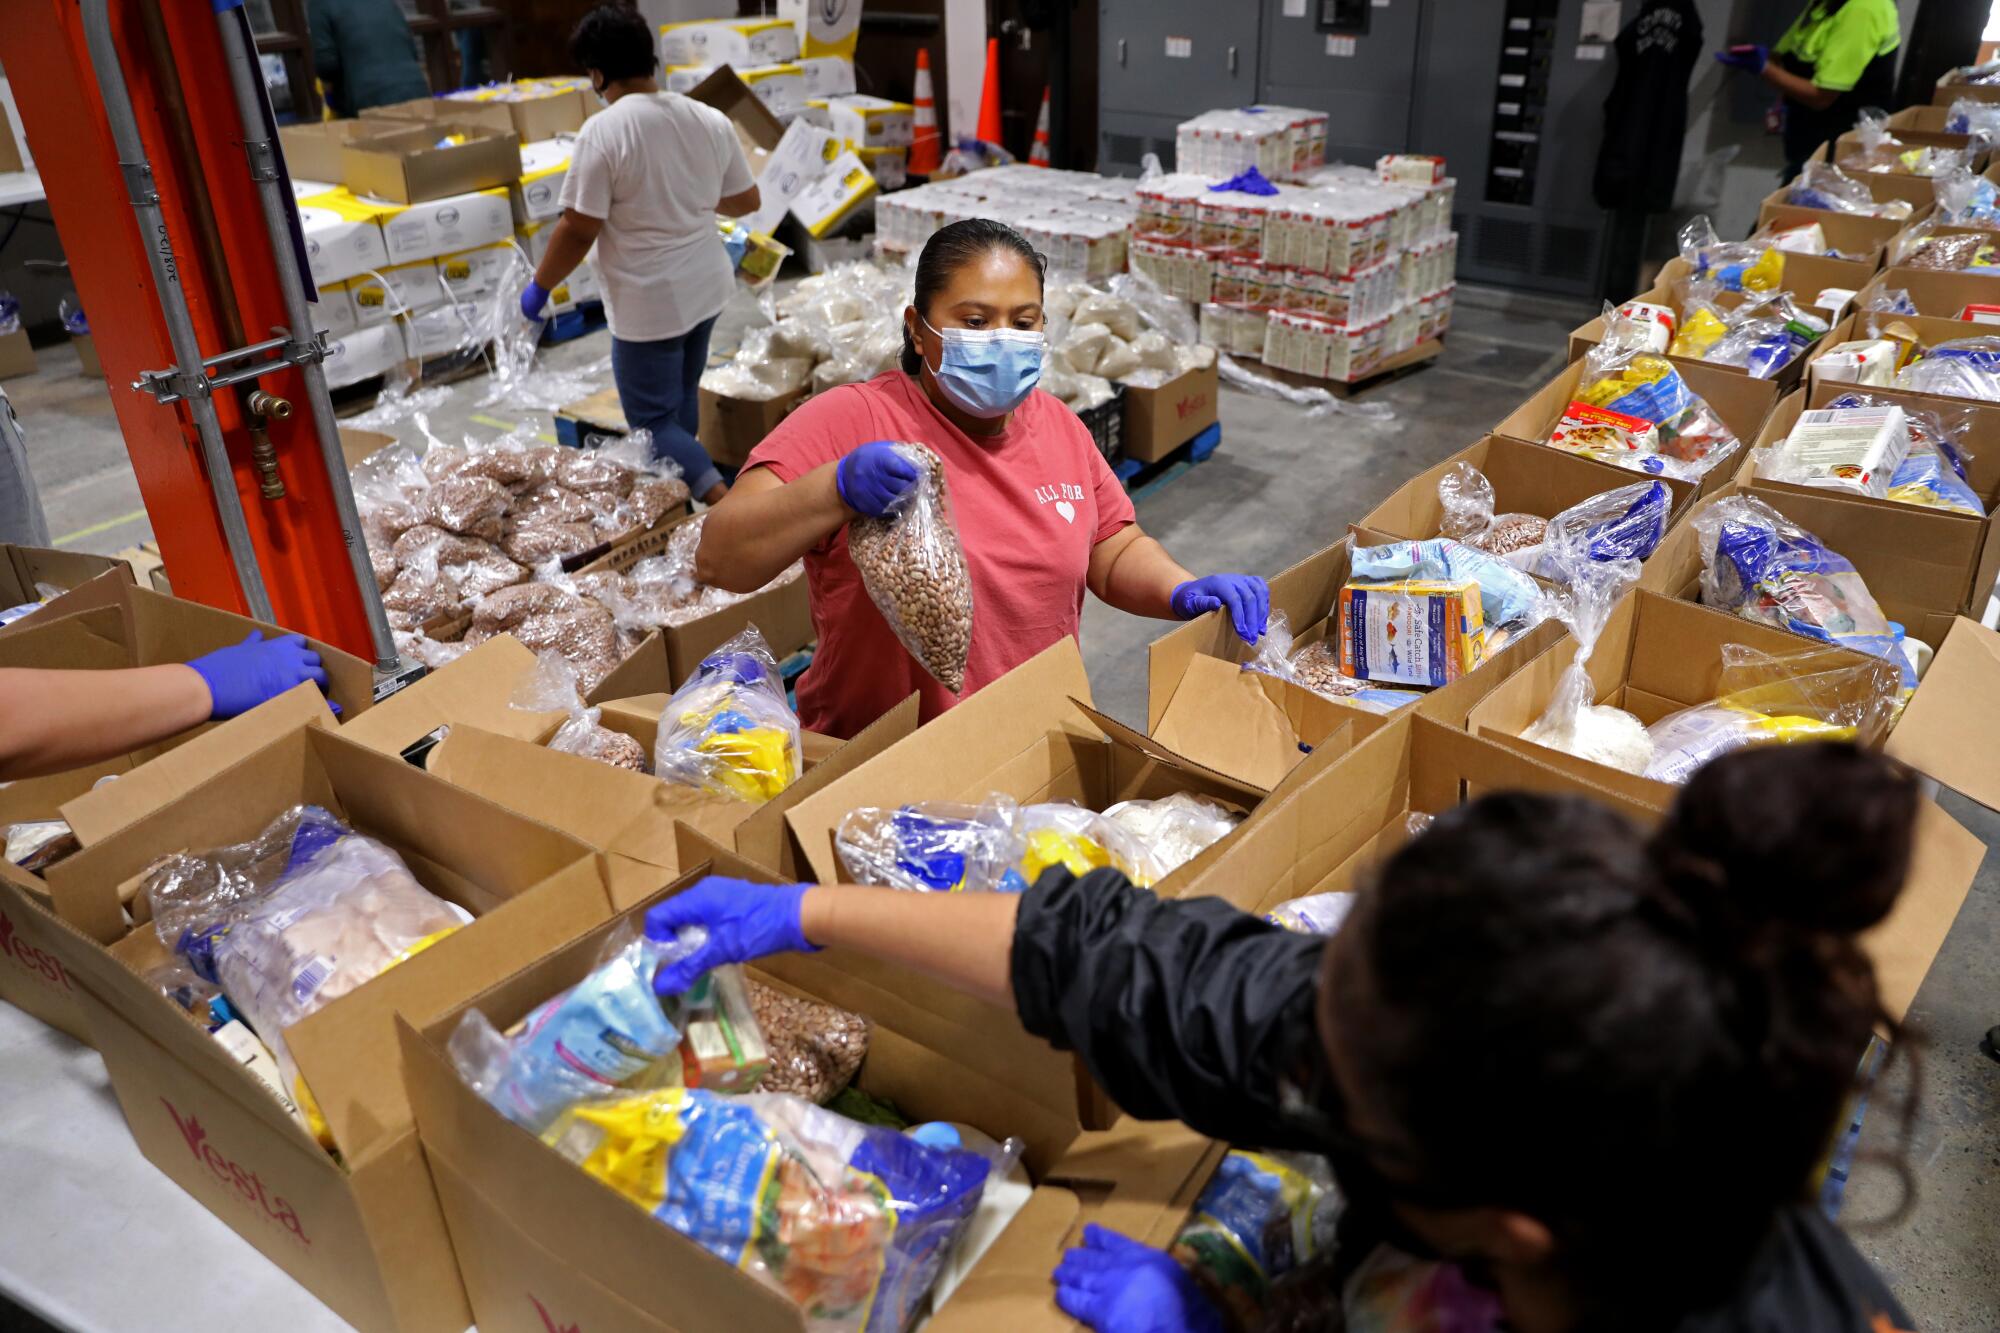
[1053,1225,1227,1333]
[696,439,918,593]
[0,631,329,781]
[1087,526,1271,645]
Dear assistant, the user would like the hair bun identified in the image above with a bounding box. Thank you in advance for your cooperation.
[1652,743,1917,936]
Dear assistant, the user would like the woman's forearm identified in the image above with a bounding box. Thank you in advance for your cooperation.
[533,211,601,292]
[695,464,853,591]
[799,885,1020,1009]
[1090,528,1195,620]
[1763,63,1839,111]
[0,665,211,781]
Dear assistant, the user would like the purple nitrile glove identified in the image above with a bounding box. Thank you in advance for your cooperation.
[644,875,819,996]
[520,280,552,321]
[835,441,923,518]
[1170,573,1271,644]
[1052,1225,1227,1333]
[1714,43,1767,73]
[185,631,329,720]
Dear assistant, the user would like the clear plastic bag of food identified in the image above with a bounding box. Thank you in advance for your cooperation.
[1350,536,1543,631]
[1535,479,1672,574]
[1677,215,1783,293]
[1519,556,1653,777]
[846,442,975,693]
[1698,295,1828,378]
[1896,335,2000,402]
[1899,229,1997,273]
[1786,162,1910,218]
[1435,461,1548,557]
[835,798,1028,894]
[1264,891,1356,935]
[510,651,651,773]
[146,806,470,1136]
[1016,801,1158,887]
[1822,389,1990,515]
[1693,496,1894,653]
[1934,166,2000,228]
[1555,341,1742,482]
[1100,793,1243,882]
[1172,1149,1338,1326]
[1944,97,2000,144]
[745,979,870,1105]
[450,920,766,1133]
[653,626,802,802]
[1242,612,1423,711]
[1641,643,1901,784]
[1758,400,1912,500]
[5,818,78,872]
[518,1084,1014,1333]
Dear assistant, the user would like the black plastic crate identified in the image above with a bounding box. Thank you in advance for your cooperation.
[1075,383,1127,467]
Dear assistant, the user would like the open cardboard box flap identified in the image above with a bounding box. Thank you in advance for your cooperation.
[0,545,133,638]
[1069,696,1279,806]
[428,724,747,906]
[1888,616,2000,814]
[340,636,564,758]
[783,638,1097,883]
[1151,654,1366,794]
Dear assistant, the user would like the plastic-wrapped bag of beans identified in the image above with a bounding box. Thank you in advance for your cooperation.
[847,442,975,693]
[745,979,870,1105]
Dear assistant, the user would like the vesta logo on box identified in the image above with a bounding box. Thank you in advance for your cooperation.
[0,909,71,991]
[161,1099,310,1245]
[1173,391,1210,421]
[530,1294,580,1333]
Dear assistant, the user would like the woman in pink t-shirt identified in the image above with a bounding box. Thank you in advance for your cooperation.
[697,219,1268,739]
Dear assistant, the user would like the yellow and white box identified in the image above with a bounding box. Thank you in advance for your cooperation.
[660,17,800,68]
[790,149,878,237]
[777,0,861,59]
[401,302,490,360]
[342,259,445,326]
[825,94,915,148]
[515,139,572,224]
[307,283,359,339]
[297,200,391,287]
[438,241,522,305]
[796,56,856,101]
[664,64,715,94]
[321,322,408,389]
[737,63,808,118]
[377,186,513,265]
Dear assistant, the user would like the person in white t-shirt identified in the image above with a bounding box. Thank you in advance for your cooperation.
[522,4,760,504]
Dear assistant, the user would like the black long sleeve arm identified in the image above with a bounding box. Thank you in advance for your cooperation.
[1009,867,1329,1150]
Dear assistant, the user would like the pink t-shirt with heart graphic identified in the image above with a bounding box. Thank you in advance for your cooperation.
[742,370,1136,738]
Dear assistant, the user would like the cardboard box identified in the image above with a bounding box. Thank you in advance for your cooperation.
[1145,535,1567,737]
[112,541,170,595]
[1755,191,1918,266]
[1121,361,1219,464]
[1724,384,2000,628]
[0,543,133,636]
[512,138,571,223]
[1822,127,1990,178]
[73,332,101,379]
[689,65,786,176]
[0,326,35,380]
[1933,72,2000,107]
[1173,709,1665,917]
[744,118,840,237]
[401,302,490,361]
[789,148,877,237]
[341,123,521,206]
[573,512,814,678]
[437,240,518,305]
[1358,433,1698,554]
[661,16,802,68]
[783,637,1358,902]
[278,119,378,186]
[1860,265,2000,320]
[29,723,613,1333]
[323,323,409,389]
[338,260,444,326]
[298,197,393,286]
[436,87,590,143]
[398,847,1223,1333]
[1493,354,1781,498]
[376,185,514,266]
[698,382,810,466]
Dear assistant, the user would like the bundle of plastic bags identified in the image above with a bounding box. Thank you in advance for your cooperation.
[835,799,1030,894]
[1677,215,1783,293]
[1896,335,2000,402]
[147,806,472,1143]
[1349,537,1543,634]
[1101,793,1242,881]
[1784,162,1913,219]
[1641,644,1901,785]
[1677,290,1830,379]
[1847,109,1971,177]
[1436,462,1670,579]
[1549,325,1741,482]
[1932,167,2000,229]
[1692,496,1897,659]
[653,627,802,802]
[1519,556,1654,777]
[1944,96,2000,143]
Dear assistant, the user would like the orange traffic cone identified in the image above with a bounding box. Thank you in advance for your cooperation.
[909,48,941,176]
[1028,86,1051,166]
[977,36,1003,147]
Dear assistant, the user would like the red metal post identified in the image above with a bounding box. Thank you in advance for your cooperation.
[0,0,379,658]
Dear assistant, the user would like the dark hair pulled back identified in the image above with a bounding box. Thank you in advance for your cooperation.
[899,218,1048,375]
[1330,742,1919,1316]
[569,4,658,85]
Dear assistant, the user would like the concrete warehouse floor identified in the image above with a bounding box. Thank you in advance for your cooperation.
[3,281,1995,1328]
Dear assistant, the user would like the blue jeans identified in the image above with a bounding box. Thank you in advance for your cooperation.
[610,315,722,498]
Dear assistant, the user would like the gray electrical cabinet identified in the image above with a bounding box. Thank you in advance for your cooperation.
[1096,0,1623,297]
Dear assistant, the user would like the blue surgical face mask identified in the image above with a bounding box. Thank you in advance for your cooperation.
[922,317,1044,418]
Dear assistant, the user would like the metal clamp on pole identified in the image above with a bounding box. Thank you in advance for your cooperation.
[134,329,329,406]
